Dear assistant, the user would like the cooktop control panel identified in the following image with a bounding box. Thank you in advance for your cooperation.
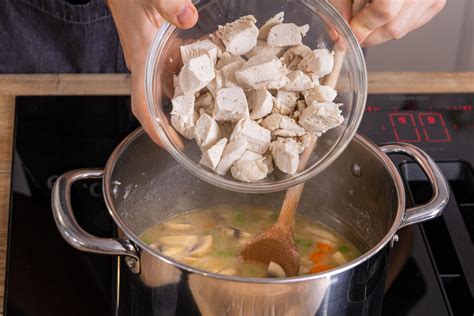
[360,94,473,163]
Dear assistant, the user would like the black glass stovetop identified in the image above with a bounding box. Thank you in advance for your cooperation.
[4,93,474,315]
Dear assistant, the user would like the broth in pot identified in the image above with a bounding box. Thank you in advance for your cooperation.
[140,205,361,277]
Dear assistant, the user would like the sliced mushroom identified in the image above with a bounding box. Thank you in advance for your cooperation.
[332,251,347,265]
[219,268,238,276]
[163,222,194,231]
[162,245,188,257]
[158,235,199,247]
[180,256,200,265]
[267,261,286,278]
[189,235,213,256]
[305,226,338,244]
[219,226,252,239]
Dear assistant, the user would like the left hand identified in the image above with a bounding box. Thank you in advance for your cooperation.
[330,0,446,47]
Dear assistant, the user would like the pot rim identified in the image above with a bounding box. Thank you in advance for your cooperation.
[103,128,405,284]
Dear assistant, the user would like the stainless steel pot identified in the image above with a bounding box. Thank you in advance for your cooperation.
[52,129,449,316]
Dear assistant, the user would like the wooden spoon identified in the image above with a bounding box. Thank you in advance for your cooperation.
[240,49,346,277]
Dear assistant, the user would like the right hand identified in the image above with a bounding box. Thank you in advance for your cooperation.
[108,0,198,145]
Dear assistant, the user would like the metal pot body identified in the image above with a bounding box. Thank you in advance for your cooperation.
[52,129,449,316]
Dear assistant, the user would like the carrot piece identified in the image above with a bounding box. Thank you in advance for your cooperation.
[309,264,332,274]
[316,242,334,253]
[309,250,324,263]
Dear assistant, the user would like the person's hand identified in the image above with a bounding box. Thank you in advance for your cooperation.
[108,0,198,145]
[330,0,446,47]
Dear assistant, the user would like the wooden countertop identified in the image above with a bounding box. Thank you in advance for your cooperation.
[0,72,473,313]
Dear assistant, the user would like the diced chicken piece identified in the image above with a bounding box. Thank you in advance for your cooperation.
[231,158,268,182]
[284,70,314,91]
[180,39,218,65]
[296,99,307,112]
[303,85,337,103]
[171,94,197,139]
[247,89,273,119]
[280,44,312,70]
[239,150,263,161]
[219,121,235,139]
[262,113,306,137]
[194,113,221,152]
[299,102,344,136]
[298,49,334,77]
[258,11,284,40]
[245,40,287,59]
[220,60,245,87]
[245,41,286,58]
[215,139,248,175]
[179,54,216,94]
[216,53,245,70]
[267,23,309,47]
[209,32,226,57]
[214,87,250,122]
[215,15,259,55]
[206,70,223,98]
[273,91,298,116]
[298,132,313,149]
[235,54,288,89]
[195,92,214,116]
[230,118,271,154]
[200,138,228,170]
[263,151,274,174]
[173,75,184,97]
[270,137,301,174]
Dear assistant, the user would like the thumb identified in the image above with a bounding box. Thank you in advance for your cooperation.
[151,0,198,29]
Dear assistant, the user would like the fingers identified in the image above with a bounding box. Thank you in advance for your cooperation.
[361,0,419,47]
[350,0,405,43]
[328,0,353,22]
[151,0,198,29]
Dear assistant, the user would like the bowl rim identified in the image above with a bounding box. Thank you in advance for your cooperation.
[103,128,405,283]
[144,0,368,193]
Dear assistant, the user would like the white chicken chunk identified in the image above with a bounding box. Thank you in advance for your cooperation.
[270,137,302,174]
[194,113,221,152]
[170,94,197,139]
[281,44,312,70]
[206,70,223,98]
[216,53,245,70]
[215,15,259,56]
[302,85,337,103]
[267,23,309,47]
[180,39,218,65]
[258,11,284,40]
[220,60,245,87]
[284,70,314,91]
[261,113,306,137]
[298,49,334,77]
[239,150,263,161]
[299,102,344,136]
[230,118,271,154]
[245,40,286,59]
[247,89,273,119]
[235,54,288,89]
[231,158,268,182]
[214,87,249,122]
[273,90,298,116]
[179,54,216,94]
[200,137,228,170]
[173,75,184,97]
[195,92,214,116]
[215,139,248,175]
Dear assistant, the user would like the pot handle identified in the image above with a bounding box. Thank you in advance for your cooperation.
[52,168,140,273]
[380,143,449,229]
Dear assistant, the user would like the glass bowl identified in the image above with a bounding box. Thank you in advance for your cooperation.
[145,0,367,193]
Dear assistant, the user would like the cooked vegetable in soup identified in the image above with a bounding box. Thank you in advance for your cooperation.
[140,206,361,277]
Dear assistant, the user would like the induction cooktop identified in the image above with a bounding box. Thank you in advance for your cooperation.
[4,93,473,315]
